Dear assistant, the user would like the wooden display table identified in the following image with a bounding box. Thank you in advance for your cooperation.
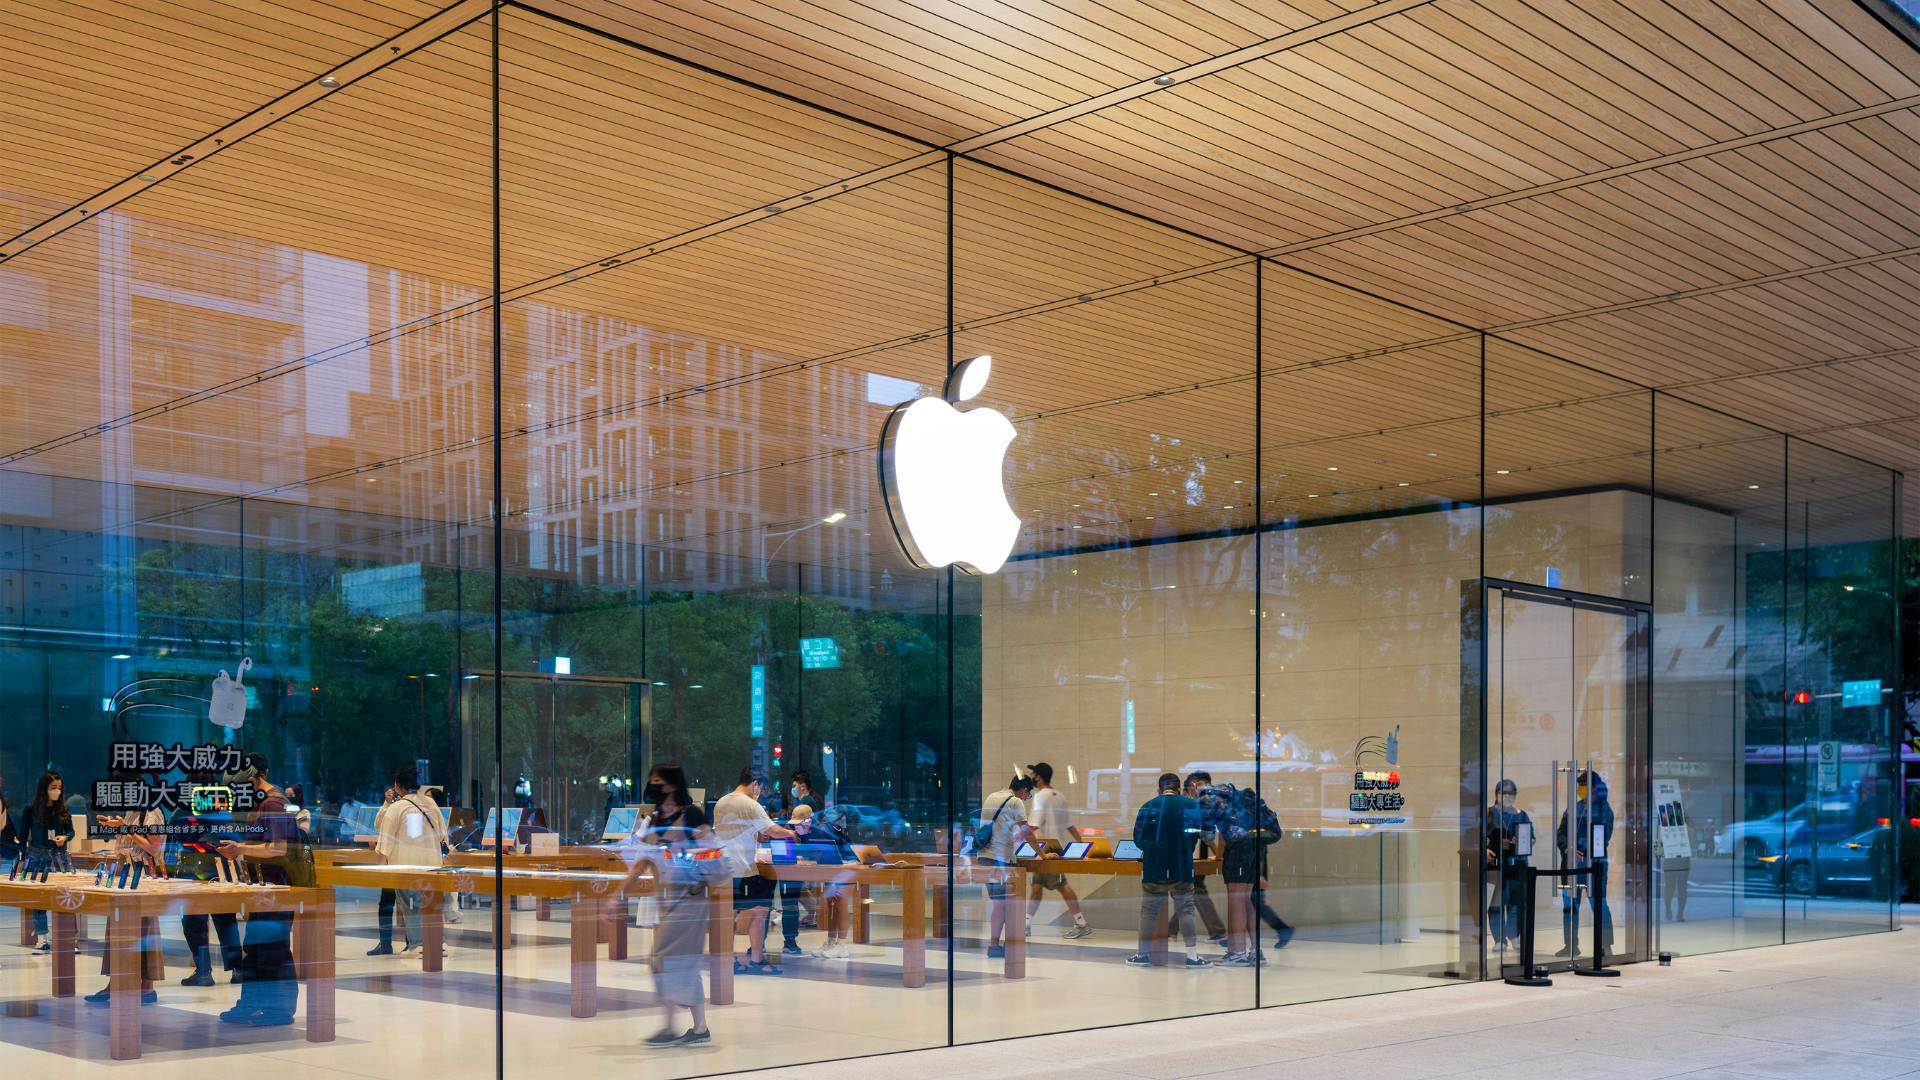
[754,861,932,986]
[315,861,735,1015]
[0,874,334,1061]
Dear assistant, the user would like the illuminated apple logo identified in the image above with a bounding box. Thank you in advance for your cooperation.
[879,355,1020,575]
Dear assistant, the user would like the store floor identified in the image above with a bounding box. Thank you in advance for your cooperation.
[0,897,1908,1078]
[770,906,1920,1080]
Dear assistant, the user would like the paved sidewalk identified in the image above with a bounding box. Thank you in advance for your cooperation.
[764,911,1918,1080]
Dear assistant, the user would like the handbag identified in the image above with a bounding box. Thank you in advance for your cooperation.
[971,796,1015,857]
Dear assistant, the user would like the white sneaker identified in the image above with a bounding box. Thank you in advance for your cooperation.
[827,943,852,960]
[445,909,462,924]
[402,942,422,955]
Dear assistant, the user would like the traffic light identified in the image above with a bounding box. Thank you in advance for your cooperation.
[1788,690,1812,705]
[772,740,784,767]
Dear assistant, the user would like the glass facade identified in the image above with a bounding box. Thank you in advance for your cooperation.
[0,6,1901,1075]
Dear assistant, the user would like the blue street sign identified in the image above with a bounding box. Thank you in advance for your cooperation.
[800,637,840,670]
[1842,679,1881,708]
[750,665,766,736]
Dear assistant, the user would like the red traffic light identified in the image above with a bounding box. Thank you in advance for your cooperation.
[1789,690,1812,705]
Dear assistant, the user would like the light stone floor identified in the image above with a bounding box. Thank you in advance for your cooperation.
[0,894,1909,1079]
[766,907,1920,1080]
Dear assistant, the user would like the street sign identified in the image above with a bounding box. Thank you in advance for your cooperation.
[1842,679,1881,708]
[799,637,840,670]
[750,664,766,737]
[1817,740,1840,792]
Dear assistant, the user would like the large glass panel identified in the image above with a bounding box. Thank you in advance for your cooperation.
[1257,285,1481,1002]
[498,8,950,1070]
[1782,438,1899,942]
[957,160,1258,1039]
[0,15,497,1071]
[1650,396,1788,955]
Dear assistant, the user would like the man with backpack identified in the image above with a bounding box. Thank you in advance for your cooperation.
[974,774,1034,960]
[213,752,302,1027]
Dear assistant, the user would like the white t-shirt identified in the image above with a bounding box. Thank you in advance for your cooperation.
[114,808,164,858]
[377,793,449,868]
[1029,787,1073,843]
[978,790,1027,864]
[712,790,774,876]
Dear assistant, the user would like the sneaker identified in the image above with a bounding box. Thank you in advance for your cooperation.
[1125,953,1154,966]
[1272,925,1295,950]
[1061,924,1093,939]
[33,937,50,954]
[781,943,804,957]
[1184,956,1214,969]
[181,971,215,988]
[366,943,394,956]
[827,943,852,960]
[402,942,422,955]
[986,944,1005,959]
[1553,945,1575,958]
[86,988,158,1005]
[676,1028,711,1046]
[1242,949,1267,966]
[218,1007,261,1025]
[1219,951,1249,966]
[444,909,463,925]
[245,1013,295,1027]
[1207,933,1227,945]
[643,1028,683,1046]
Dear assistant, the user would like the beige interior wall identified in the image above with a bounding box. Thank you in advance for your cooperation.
[981,489,1733,933]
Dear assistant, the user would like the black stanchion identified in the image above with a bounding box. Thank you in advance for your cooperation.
[1502,865,1551,987]
[1572,864,1620,978]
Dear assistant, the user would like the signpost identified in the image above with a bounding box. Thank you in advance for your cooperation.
[799,637,840,670]
[1842,679,1881,708]
[1817,740,1840,793]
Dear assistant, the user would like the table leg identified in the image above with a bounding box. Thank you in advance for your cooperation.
[930,876,948,939]
[17,908,31,946]
[1005,869,1026,979]
[536,897,552,923]
[422,892,444,973]
[707,887,733,1006]
[51,912,75,997]
[605,896,628,960]
[297,901,337,1044]
[901,873,925,989]
[108,910,141,1061]
[852,884,870,944]
[570,897,598,1018]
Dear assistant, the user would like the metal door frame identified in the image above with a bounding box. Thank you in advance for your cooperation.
[1464,577,1652,979]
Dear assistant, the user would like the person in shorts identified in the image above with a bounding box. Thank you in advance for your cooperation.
[712,768,793,974]
[976,774,1034,960]
[1024,762,1092,938]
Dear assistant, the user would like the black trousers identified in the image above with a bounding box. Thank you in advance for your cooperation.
[780,881,805,947]
[183,912,241,973]
[235,911,297,1018]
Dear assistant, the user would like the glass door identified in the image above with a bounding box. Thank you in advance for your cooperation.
[1485,581,1649,976]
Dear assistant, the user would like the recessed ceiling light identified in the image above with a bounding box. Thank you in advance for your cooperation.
[1307,494,1319,499]
[319,75,340,89]
[1425,451,1438,458]
[1221,505,1234,510]
[1747,484,1760,490]
[111,653,131,660]
[1154,76,1175,86]
[1496,469,1510,475]
[1397,482,1410,487]
[1233,479,1244,485]
[1326,466,1338,472]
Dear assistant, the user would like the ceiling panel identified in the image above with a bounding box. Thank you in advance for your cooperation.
[0,0,446,230]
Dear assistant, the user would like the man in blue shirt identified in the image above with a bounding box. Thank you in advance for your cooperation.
[1125,773,1211,968]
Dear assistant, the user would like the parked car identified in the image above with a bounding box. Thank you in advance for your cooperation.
[818,804,920,849]
[1761,825,1888,895]
[1717,800,1853,864]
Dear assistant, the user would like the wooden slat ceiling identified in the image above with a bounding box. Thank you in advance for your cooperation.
[0,0,449,233]
[1,0,1914,570]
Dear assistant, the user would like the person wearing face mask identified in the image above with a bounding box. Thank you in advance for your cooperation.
[23,771,73,951]
[778,771,824,955]
[1485,778,1532,954]
[1555,770,1614,959]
